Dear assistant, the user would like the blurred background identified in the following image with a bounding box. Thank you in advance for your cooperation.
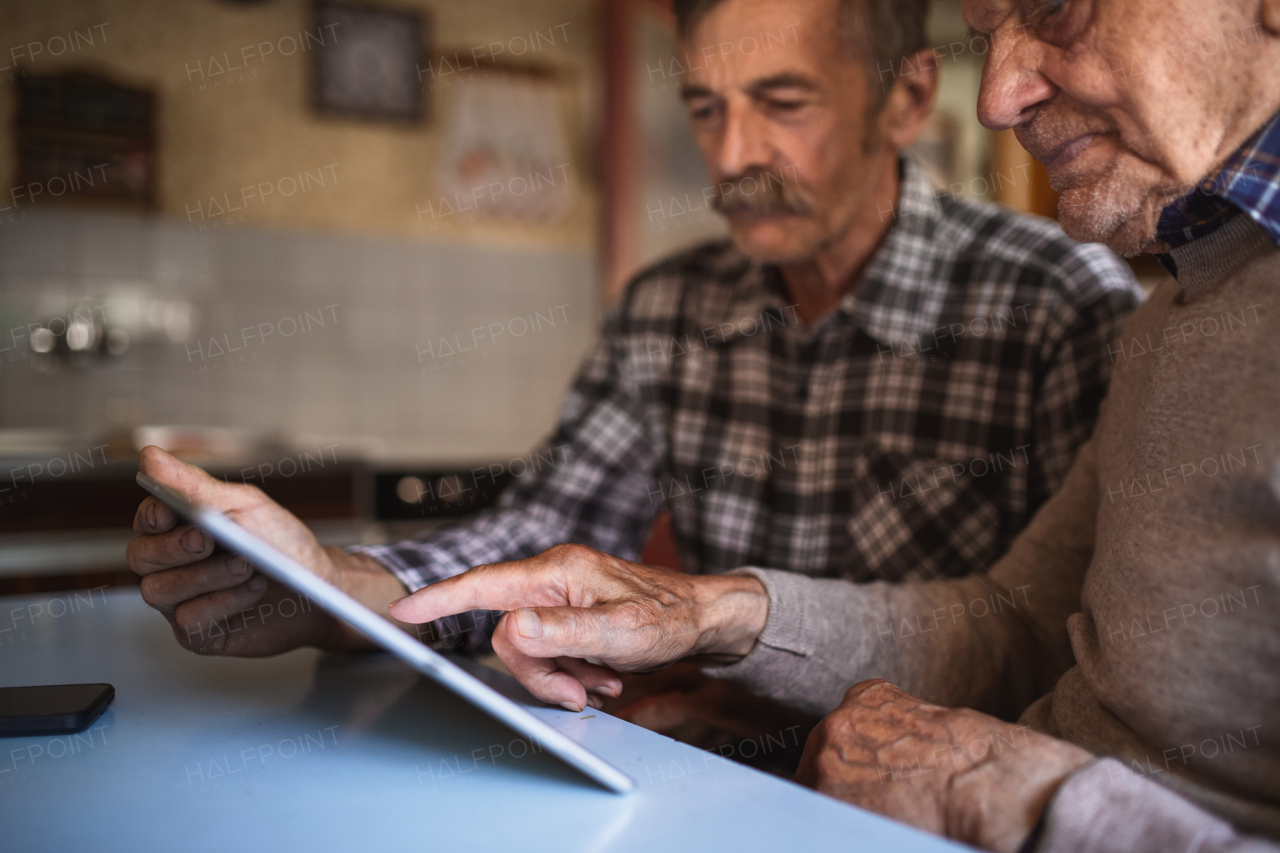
[0,0,1138,595]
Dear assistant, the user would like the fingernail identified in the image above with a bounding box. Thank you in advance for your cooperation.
[146,501,157,530]
[249,576,267,591]
[228,557,248,576]
[560,700,582,712]
[599,684,620,698]
[181,528,206,553]
[514,609,542,639]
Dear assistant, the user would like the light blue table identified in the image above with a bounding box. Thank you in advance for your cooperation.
[0,589,965,852]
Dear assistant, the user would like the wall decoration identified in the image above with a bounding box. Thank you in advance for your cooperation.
[15,72,156,209]
[312,1,426,122]
[435,70,576,225]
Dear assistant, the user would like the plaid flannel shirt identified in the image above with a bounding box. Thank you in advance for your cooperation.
[354,158,1143,650]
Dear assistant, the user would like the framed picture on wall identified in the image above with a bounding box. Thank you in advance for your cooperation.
[312,1,428,122]
[15,72,156,209]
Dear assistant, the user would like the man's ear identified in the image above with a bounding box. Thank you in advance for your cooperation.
[1264,0,1280,36]
[881,48,940,150]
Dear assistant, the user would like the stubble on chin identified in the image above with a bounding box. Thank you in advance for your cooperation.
[1055,158,1165,257]
[729,219,818,264]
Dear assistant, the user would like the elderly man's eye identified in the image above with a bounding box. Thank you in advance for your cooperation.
[687,101,719,121]
[1029,0,1092,47]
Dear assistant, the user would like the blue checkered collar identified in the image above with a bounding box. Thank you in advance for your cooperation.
[1157,110,1280,249]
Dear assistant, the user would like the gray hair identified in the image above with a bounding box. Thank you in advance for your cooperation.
[671,0,932,106]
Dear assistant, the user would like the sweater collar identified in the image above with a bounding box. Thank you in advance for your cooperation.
[1166,212,1274,297]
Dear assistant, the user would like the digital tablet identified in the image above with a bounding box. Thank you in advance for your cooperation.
[136,472,635,794]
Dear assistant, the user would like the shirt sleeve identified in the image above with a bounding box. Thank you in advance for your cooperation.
[1035,759,1280,853]
[704,425,1101,719]
[349,304,665,651]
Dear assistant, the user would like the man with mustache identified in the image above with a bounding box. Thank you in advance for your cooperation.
[390,0,1280,850]
[127,0,1138,753]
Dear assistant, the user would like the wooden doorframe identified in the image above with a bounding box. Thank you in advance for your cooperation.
[600,0,675,302]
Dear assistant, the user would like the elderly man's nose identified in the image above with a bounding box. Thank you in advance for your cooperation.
[717,106,772,176]
[976,37,1057,130]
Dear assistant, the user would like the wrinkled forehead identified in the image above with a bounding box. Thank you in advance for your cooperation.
[961,0,1020,32]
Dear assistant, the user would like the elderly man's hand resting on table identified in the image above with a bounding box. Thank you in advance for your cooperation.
[797,680,1093,852]
[388,543,769,712]
[127,446,413,655]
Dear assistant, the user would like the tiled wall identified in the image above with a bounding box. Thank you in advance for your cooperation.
[0,209,598,463]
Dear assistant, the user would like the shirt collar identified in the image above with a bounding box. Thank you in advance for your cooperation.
[1157,110,1280,249]
[839,156,947,348]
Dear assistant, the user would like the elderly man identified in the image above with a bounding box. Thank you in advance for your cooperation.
[388,0,1280,850]
[127,0,1137,729]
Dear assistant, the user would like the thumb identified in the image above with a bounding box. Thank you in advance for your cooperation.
[138,445,259,511]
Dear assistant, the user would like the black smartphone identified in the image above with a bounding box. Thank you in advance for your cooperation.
[0,684,115,737]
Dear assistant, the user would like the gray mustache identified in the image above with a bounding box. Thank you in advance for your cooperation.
[711,171,816,217]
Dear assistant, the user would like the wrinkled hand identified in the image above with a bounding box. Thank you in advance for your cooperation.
[389,543,768,712]
[796,680,1092,852]
[127,446,407,656]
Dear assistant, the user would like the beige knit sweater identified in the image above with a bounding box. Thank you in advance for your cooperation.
[708,213,1280,851]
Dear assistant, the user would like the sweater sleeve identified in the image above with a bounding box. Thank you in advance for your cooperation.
[703,426,1102,719]
[1036,759,1280,853]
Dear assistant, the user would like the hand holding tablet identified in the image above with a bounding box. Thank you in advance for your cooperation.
[129,447,634,793]
[127,446,401,658]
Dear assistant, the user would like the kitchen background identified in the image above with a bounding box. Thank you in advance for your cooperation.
[0,0,1119,592]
